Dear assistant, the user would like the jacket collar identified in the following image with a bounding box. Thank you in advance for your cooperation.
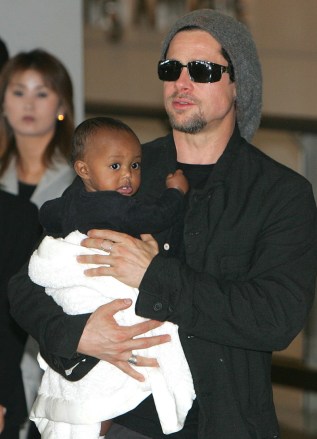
[205,124,244,189]
[162,124,245,191]
[0,154,75,208]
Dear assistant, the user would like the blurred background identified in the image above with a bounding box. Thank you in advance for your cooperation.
[0,1,316,438]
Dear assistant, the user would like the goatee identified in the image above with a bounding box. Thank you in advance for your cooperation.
[169,115,207,134]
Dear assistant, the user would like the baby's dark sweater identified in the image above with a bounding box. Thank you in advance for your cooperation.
[40,177,185,254]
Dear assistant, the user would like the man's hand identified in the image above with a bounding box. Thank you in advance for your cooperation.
[77,299,171,382]
[77,230,166,381]
[78,230,159,288]
[0,405,6,434]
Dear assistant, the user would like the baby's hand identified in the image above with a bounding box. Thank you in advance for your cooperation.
[166,169,189,194]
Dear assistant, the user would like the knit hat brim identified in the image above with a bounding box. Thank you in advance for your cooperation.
[161,9,262,141]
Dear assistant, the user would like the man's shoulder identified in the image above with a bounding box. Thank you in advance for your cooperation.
[238,139,308,183]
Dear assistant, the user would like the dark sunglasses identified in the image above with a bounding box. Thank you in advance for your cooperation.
[158,59,231,84]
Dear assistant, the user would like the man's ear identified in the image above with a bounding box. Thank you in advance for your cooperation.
[74,160,90,180]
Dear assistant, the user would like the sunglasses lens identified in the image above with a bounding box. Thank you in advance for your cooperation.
[158,60,225,83]
[189,61,221,83]
[158,60,181,81]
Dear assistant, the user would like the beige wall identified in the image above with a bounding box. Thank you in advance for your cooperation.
[248,0,317,119]
[85,0,317,121]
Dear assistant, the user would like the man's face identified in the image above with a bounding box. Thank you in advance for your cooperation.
[163,30,236,135]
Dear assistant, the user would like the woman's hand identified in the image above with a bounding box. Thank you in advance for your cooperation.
[78,230,159,288]
[77,299,170,382]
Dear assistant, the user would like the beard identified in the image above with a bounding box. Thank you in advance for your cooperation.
[167,108,207,134]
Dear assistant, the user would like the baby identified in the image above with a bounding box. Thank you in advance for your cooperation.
[29,117,195,439]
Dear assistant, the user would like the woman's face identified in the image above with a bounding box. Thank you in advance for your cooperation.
[3,68,63,140]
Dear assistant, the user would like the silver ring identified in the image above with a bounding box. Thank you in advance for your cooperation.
[127,354,137,365]
[100,240,112,252]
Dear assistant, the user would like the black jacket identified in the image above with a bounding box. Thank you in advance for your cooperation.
[8,128,317,438]
[135,128,317,438]
[0,190,42,436]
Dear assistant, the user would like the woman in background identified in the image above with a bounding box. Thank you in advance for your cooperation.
[0,48,75,438]
[0,48,74,206]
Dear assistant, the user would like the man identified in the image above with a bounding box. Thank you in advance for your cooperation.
[9,9,317,439]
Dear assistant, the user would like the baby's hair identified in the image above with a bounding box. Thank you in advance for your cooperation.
[71,116,140,165]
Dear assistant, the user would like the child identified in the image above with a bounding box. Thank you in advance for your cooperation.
[28,117,195,439]
[38,116,189,242]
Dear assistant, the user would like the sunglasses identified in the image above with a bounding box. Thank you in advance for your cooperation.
[158,59,231,84]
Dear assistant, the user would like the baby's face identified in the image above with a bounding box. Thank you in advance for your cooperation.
[78,129,142,195]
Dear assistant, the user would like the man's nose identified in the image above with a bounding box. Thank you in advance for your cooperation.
[175,66,193,89]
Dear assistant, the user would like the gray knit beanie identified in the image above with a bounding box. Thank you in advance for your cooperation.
[161,9,262,141]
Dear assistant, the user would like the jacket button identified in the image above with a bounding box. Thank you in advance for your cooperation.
[153,302,163,311]
[163,243,170,251]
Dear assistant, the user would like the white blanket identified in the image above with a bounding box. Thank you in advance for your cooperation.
[28,231,195,439]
